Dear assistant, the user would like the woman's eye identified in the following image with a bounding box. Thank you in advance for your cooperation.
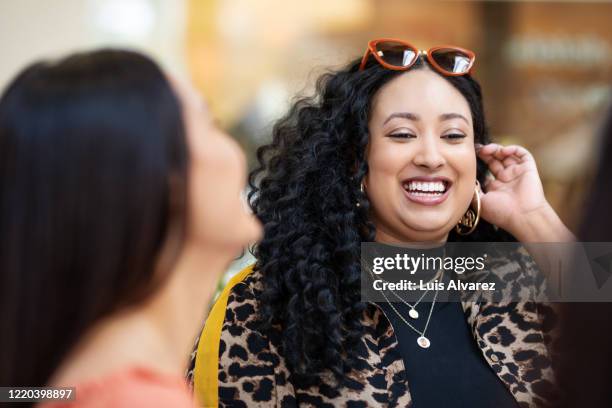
[388,132,416,139]
[442,133,466,140]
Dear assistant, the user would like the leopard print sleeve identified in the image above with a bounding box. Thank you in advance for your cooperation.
[216,278,283,407]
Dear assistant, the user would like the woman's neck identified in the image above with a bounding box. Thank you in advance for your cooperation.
[143,243,228,372]
[50,244,229,386]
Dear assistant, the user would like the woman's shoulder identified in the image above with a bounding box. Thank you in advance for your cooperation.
[227,265,263,302]
[222,266,263,330]
[190,265,272,407]
[41,367,194,408]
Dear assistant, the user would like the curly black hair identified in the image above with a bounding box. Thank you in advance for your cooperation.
[247,55,514,388]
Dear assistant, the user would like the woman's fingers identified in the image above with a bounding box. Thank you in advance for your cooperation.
[480,153,505,177]
[503,156,520,167]
[506,144,532,160]
[477,143,535,182]
[477,143,540,190]
[476,143,499,156]
[477,143,533,169]
[478,144,507,178]
[479,144,533,161]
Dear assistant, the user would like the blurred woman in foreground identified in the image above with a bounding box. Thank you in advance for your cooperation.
[0,49,260,407]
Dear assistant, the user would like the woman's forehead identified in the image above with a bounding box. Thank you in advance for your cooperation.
[371,70,472,124]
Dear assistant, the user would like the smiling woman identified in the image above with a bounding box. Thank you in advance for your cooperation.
[190,39,574,407]
[366,68,478,243]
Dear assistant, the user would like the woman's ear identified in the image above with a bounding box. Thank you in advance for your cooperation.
[351,161,368,189]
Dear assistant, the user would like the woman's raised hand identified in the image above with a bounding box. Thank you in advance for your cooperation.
[476,143,573,242]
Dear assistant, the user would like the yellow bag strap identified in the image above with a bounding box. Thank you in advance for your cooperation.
[194,264,255,407]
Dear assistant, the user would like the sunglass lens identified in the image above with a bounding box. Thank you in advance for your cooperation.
[430,48,472,74]
[375,41,417,68]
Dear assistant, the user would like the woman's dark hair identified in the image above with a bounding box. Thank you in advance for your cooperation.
[0,49,188,389]
[248,56,514,387]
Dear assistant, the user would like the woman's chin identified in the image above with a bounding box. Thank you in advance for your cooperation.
[399,219,454,241]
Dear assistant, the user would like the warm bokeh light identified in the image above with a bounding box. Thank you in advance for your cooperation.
[0,0,610,233]
[186,0,612,229]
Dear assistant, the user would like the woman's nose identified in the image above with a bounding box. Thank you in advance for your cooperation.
[412,137,446,169]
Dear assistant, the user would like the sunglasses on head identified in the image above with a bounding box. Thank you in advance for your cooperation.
[359,38,476,76]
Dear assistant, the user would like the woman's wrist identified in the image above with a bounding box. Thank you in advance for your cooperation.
[510,203,575,243]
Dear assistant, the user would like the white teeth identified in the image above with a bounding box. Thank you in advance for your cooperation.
[405,180,446,193]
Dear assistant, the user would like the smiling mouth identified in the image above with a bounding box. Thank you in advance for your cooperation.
[401,178,452,205]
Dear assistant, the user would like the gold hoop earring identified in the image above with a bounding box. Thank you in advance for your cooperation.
[455,180,481,235]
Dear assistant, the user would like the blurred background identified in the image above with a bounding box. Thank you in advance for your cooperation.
[1,0,611,280]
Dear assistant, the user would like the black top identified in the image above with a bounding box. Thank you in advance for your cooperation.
[377,295,519,408]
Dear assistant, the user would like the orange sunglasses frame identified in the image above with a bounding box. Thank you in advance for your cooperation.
[359,38,476,76]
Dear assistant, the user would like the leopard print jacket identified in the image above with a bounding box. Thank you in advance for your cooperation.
[188,247,559,407]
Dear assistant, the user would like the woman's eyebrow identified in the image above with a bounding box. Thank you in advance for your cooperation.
[439,113,469,124]
[383,112,419,125]
[383,112,469,125]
